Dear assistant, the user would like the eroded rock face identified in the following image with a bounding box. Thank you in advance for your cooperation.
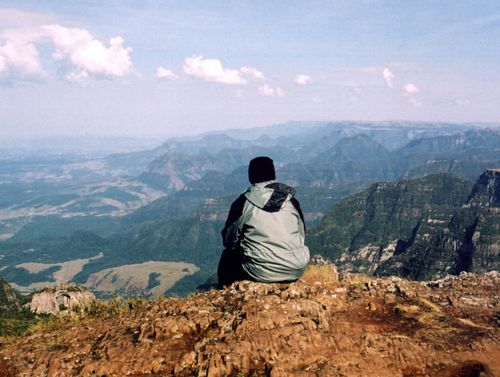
[1,266,499,376]
[309,171,500,280]
[29,285,95,314]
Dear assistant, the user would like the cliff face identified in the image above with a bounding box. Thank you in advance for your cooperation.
[463,169,500,271]
[309,171,500,280]
[379,169,500,279]
[1,266,499,376]
[468,169,500,206]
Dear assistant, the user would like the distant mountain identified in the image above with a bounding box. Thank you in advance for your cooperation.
[396,129,500,178]
[104,145,169,175]
[308,170,500,280]
[2,121,499,297]
[138,125,500,196]
[107,132,282,178]
[125,168,248,224]
[304,134,396,187]
[404,159,499,182]
[400,129,500,158]
[209,120,476,147]
[139,144,295,192]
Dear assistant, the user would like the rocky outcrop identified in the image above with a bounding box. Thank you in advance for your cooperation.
[29,284,95,314]
[468,168,500,205]
[0,276,22,313]
[456,168,500,274]
[394,168,500,278]
[1,266,499,376]
[309,171,500,280]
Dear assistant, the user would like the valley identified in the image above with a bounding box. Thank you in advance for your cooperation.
[0,121,499,297]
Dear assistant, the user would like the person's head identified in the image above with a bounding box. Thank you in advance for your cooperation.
[248,156,276,184]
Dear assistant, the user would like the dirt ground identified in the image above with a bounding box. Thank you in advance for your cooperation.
[1,266,498,376]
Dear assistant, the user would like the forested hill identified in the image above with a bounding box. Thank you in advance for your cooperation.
[308,169,500,280]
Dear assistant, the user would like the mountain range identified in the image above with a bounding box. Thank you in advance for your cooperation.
[0,121,499,297]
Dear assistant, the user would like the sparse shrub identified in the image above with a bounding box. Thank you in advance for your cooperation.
[0,310,37,337]
[23,295,149,337]
[302,264,339,284]
[72,295,147,318]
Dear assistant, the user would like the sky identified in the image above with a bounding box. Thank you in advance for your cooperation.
[0,0,499,138]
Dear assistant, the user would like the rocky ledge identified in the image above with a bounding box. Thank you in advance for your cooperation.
[0,265,499,376]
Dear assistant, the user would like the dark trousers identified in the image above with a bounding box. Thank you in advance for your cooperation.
[217,248,253,289]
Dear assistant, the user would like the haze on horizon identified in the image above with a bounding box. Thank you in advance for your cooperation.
[1,1,499,139]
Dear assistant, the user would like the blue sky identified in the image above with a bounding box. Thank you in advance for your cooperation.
[0,1,499,138]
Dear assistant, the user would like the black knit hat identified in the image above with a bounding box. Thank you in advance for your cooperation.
[248,156,276,184]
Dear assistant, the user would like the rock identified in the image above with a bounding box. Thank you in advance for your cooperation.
[29,284,95,314]
[386,283,397,293]
[384,293,397,304]
[309,254,332,265]
[447,296,457,307]
[1,266,500,376]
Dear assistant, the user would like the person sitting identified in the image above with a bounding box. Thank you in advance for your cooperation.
[217,156,310,288]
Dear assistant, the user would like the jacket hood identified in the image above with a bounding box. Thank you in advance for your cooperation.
[244,181,296,212]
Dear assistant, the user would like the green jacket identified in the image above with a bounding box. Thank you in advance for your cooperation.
[222,181,310,282]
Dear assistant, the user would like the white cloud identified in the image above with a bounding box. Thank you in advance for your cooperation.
[259,84,284,97]
[382,67,395,88]
[294,74,312,86]
[183,55,246,85]
[44,24,132,80]
[402,83,420,106]
[408,97,421,107]
[240,66,264,80]
[0,38,46,78]
[403,83,419,94]
[1,23,133,82]
[259,84,274,96]
[156,66,178,80]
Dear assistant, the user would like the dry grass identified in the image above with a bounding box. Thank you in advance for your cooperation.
[302,264,339,285]
[416,297,443,313]
[26,296,148,336]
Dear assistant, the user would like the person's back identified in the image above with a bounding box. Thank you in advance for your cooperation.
[218,156,310,287]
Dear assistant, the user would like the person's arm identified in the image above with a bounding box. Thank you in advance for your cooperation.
[221,194,247,248]
[290,197,306,236]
